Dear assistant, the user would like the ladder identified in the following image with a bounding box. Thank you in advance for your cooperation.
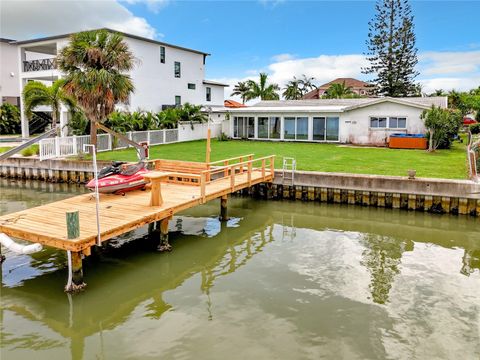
[282,157,296,185]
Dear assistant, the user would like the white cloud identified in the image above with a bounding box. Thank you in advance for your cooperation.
[217,50,480,101]
[0,0,160,40]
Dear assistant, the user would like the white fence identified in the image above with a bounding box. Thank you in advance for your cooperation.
[39,123,222,160]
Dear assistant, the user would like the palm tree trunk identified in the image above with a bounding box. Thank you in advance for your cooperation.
[90,120,97,155]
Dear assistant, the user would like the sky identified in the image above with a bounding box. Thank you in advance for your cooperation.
[1,0,480,100]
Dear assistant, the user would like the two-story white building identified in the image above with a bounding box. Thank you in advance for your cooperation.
[0,38,21,107]
[9,28,227,137]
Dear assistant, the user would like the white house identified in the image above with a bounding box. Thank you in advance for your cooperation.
[224,97,448,146]
[0,38,21,106]
[9,28,227,137]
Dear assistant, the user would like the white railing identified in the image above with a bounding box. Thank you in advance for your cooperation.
[39,128,183,160]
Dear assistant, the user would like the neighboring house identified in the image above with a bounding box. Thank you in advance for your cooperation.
[0,38,21,106]
[226,97,447,146]
[10,28,228,137]
[303,78,373,99]
[224,99,246,108]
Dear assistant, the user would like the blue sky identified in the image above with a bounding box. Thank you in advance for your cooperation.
[2,0,479,95]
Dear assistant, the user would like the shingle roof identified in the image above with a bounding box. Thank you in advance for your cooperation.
[318,77,371,89]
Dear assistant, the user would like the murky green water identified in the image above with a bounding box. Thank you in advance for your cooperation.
[1,179,479,360]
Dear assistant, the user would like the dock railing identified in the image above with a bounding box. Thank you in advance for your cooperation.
[200,155,275,203]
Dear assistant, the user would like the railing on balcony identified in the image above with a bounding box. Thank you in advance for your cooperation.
[23,58,56,72]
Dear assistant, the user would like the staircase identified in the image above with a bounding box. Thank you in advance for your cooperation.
[29,112,52,134]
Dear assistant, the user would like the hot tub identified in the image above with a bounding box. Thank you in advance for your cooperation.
[389,133,427,149]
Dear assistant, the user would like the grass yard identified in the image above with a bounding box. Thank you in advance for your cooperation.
[95,139,468,180]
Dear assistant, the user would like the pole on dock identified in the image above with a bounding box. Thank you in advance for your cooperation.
[220,195,229,222]
[157,217,172,252]
[65,210,86,293]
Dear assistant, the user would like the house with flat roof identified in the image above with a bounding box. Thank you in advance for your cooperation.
[8,28,228,137]
[224,97,447,146]
[303,78,373,99]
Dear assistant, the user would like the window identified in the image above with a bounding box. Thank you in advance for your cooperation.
[284,117,308,140]
[188,83,196,90]
[389,117,406,128]
[175,96,181,107]
[269,117,281,139]
[326,117,339,141]
[233,117,254,138]
[370,117,387,128]
[313,117,326,140]
[174,61,181,78]
[160,46,165,63]
[206,87,211,102]
[258,117,269,138]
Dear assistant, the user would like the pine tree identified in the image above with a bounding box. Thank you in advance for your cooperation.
[363,0,419,97]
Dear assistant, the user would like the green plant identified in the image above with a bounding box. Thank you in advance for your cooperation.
[323,81,355,99]
[68,108,89,135]
[217,132,229,141]
[0,103,21,134]
[20,144,39,157]
[57,29,135,151]
[470,123,480,135]
[23,79,76,129]
[246,73,280,101]
[421,106,462,151]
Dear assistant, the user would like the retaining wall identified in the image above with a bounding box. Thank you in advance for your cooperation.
[1,158,479,217]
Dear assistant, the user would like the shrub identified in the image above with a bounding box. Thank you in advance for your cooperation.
[470,123,480,134]
[0,103,21,134]
[21,145,39,157]
[421,107,462,151]
[217,132,229,141]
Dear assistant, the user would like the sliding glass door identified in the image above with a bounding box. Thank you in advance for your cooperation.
[233,117,254,139]
[312,116,339,141]
[284,117,308,140]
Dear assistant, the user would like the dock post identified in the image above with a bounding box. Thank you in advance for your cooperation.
[65,251,86,293]
[220,195,229,222]
[157,218,172,252]
[0,243,5,263]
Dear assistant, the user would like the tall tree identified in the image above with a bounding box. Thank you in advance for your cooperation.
[246,73,280,101]
[363,0,419,97]
[23,79,75,129]
[230,82,250,104]
[283,78,303,100]
[323,81,355,99]
[298,74,317,95]
[57,30,135,151]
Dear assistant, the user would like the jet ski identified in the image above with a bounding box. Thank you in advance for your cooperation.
[86,161,150,194]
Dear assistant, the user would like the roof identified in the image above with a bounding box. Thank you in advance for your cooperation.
[227,97,448,113]
[12,28,210,56]
[224,100,246,108]
[0,38,15,43]
[318,77,371,89]
[203,80,229,87]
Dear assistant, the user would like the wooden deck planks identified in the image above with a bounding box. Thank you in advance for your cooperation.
[0,168,273,252]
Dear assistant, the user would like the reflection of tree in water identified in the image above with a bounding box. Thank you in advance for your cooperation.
[360,234,413,305]
[461,249,480,276]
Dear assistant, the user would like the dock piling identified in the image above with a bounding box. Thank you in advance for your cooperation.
[65,251,86,293]
[157,218,172,252]
[220,195,229,222]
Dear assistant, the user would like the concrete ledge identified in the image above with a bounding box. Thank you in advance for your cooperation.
[274,170,480,199]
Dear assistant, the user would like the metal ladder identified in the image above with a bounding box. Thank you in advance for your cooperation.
[282,157,296,185]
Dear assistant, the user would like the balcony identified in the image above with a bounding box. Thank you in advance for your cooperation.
[23,58,56,72]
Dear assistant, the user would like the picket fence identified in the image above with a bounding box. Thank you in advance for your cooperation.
[39,123,222,160]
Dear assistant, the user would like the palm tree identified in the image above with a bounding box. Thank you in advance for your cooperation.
[231,82,250,104]
[298,74,316,95]
[56,29,135,151]
[246,73,280,101]
[323,81,354,99]
[283,78,303,100]
[177,103,208,129]
[22,79,75,129]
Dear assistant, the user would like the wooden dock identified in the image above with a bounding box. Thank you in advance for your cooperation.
[0,154,275,291]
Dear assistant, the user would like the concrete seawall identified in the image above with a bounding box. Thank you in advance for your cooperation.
[1,157,479,217]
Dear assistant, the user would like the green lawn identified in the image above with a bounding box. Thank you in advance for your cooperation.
[94,139,468,180]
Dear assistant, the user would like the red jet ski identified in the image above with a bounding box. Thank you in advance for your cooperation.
[86,161,150,194]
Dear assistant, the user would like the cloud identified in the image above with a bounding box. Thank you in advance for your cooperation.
[217,50,480,101]
[258,0,286,8]
[0,0,160,40]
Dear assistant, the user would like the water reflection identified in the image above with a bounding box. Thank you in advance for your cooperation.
[1,181,479,359]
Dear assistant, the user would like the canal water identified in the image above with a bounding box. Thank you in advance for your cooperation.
[1,179,479,360]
